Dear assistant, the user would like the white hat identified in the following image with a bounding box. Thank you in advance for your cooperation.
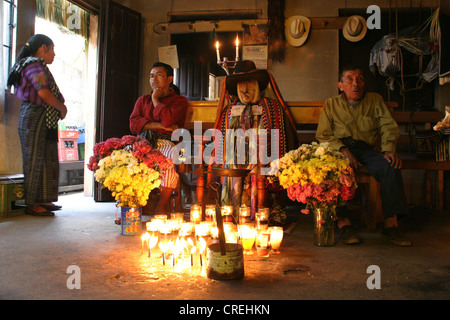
[343,15,367,42]
[285,15,311,47]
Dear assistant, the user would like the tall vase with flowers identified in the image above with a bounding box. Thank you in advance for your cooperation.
[87,135,173,235]
[269,142,357,246]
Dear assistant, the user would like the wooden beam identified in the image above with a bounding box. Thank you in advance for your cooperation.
[310,17,348,30]
[154,16,353,34]
[153,19,267,34]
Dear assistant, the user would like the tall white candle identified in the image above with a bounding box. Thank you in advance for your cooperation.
[235,35,239,61]
[216,41,221,63]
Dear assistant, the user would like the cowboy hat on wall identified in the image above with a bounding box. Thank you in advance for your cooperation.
[343,15,367,42]
[285,15,311,47]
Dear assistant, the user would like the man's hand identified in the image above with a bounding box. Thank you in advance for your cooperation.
[152,87,165,104]
[160,124,179,132]
[383,151,402,169]
[340,147,362,169]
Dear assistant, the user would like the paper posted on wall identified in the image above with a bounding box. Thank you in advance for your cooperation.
[158,45,179,69]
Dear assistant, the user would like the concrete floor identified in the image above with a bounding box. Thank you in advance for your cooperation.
[1,192,450,303]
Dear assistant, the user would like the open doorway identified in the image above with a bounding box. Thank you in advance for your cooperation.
[34,0,98,196]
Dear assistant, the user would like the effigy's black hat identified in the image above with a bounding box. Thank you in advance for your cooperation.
[225,60,270,96]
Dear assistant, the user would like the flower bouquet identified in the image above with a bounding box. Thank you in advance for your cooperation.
[87,135,173,208]
[269,142,357,246]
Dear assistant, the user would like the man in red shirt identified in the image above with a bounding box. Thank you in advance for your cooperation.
[130,62,188,214]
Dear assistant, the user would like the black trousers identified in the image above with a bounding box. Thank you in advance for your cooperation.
[342,139,408,219]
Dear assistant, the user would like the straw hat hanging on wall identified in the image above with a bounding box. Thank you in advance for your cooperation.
[343,15,367,42]
[285,15,311,47]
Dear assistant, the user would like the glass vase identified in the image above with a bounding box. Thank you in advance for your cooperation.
[312,205,336,246]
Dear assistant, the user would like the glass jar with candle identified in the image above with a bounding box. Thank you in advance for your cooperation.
[256,230,270,257]
[154,214,167,222]
[221,205,233,223]
[158,222,174,264]
[195,222,211,239]
[205,204,216,222]
[146,220,160,236]
[170,212,184,231]
[256,208,269,231]
[190,204,202,224]
[239,205,251,224]
[239,224,256,255]
[269,226,284,254]
[179,222,193,238]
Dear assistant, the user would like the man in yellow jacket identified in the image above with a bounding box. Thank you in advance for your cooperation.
[316,65,411,246]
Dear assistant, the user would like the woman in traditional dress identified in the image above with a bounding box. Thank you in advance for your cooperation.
[7,34,67,216]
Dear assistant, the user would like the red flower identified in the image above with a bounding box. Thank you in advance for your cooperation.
[301,209,310,215]
[87,135,173,175]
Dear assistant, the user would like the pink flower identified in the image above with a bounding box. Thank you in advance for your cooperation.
[301,209,310,215]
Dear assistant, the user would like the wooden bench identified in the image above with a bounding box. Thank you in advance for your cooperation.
[181,100,447,230]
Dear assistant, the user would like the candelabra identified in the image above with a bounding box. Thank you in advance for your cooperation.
[215,35,240,75]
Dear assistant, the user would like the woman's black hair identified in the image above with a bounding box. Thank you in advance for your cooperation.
[7,34,54,87]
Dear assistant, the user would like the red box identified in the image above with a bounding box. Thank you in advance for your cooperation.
[58,138,79,162]
[58,130,79,139]
[58,148,79,161]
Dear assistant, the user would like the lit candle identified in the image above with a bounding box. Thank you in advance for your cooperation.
[195,222,210,238]
[239,205,250,224]
[205,204,216,222]
[149,235,158,258]
[190,245,196,267]
[221,205,233,223]
[141,232,150,254]
[216,41,221,63]
[235,35,239,61]
[146,221,159,235]
[269,226,284,254]
[179,222,193,237]
[198,237,207,267]
[187,237,196,266]
[239,224,256,255]
[190,204,201,224]
[210,226,218,241]
[256,230,270,257]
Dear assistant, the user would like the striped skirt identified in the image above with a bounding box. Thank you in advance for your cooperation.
[18,102,59,207]
[156,138,178,189]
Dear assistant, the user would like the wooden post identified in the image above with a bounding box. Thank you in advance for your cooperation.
[215,205,227,255]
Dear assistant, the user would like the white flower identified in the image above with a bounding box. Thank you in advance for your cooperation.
[314,146,326,157]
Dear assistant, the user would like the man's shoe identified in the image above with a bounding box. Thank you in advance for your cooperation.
[340,225,361,245]
[382,227,412,247]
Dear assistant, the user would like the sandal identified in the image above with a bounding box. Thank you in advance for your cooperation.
[26,206,55,216]
[40,204,62,211]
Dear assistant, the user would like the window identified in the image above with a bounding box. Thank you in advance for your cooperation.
[2,0,16,90]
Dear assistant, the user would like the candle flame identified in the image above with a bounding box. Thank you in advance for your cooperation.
[141,232,150,241]
[235,35,239,47]
[199,237,207,254]
[216,41,219,49]
[149,235,158,249]
[159,240,173,253]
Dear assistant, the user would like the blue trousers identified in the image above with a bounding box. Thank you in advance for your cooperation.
[343,140,408,219]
